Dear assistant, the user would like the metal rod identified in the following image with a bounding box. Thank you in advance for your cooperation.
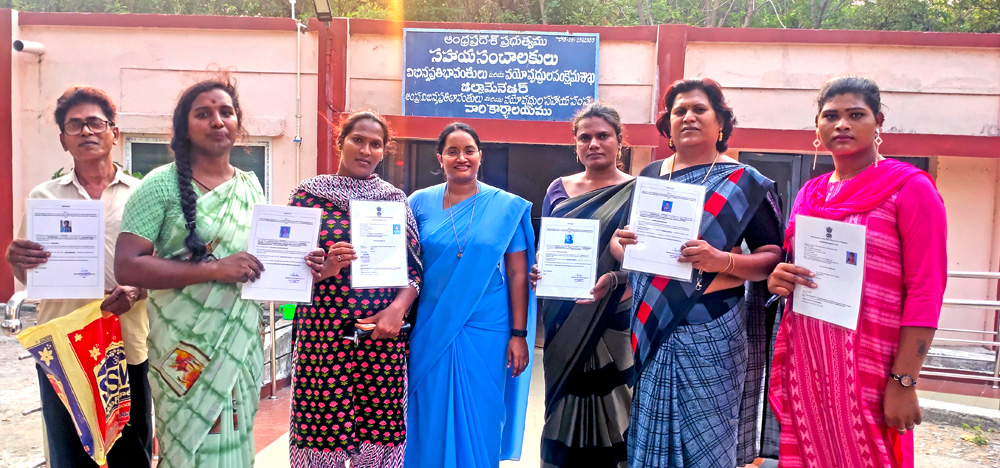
[934,327,998,335]
[942,299,1000,308]
[22,406,41,416]
[994,307,1000,389]
[919,369,1000,383]
[930,337,1000,347]
[269,301,277,400]
[947,271,1000,279]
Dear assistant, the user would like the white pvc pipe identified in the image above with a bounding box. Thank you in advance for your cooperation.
[12,40,44,55]
[292,0,303,181]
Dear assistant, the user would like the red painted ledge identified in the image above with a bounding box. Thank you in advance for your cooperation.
[18,12,299,31]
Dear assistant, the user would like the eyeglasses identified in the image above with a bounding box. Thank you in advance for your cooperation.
[444,148,480,158]
[63,118,113,136]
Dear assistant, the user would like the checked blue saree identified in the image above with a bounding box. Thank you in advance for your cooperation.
[627,161,782,468]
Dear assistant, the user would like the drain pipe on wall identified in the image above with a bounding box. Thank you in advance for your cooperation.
[292,0,303,182]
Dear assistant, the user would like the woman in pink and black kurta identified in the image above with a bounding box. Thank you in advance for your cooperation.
[288,111,421,468]
[768,76,947,468]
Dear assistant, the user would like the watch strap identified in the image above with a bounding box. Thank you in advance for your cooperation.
[890,373,917,387]
[511,328,528,338]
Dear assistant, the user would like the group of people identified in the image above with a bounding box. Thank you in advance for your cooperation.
[5,72,946,468]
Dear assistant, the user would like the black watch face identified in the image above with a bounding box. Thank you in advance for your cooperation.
[900,375,915,386]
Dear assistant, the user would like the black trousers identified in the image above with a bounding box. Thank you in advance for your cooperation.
[37,360,153,468]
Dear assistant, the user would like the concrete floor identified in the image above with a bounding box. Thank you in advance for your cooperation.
[255,348,547,467]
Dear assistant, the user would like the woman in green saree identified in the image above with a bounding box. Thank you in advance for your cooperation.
[115,78,324,468]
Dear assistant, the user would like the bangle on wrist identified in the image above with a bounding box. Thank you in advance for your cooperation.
[722,252,735,275]
[511,328,527,338]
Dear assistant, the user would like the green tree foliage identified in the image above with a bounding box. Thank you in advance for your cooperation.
[1,0,998,33]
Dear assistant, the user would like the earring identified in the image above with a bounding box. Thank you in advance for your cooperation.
[812,137,821,170]
[668,138,675,150]
[718,130,724,142]
[874,129,883,167]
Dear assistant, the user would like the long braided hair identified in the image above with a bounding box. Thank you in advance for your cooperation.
[170,78,243,262]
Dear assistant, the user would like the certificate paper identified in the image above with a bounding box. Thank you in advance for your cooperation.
[536,217,600,300]
[26,199,105,300]
[349,200,409,289]
[242,204,322,303]
[792,215,866,330]
[622,176,705,282]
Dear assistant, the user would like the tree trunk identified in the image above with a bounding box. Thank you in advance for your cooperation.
[539,0,549,24]
[637,0,646,25]
[705,0,716,26]
[743,0,756,27]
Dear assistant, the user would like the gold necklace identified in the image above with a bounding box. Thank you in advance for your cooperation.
[446,182,478,258]
[831,156,883,182]
[668,152,720,184]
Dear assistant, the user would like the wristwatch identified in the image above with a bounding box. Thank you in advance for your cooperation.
[511,328,528,338]
[890,373,917,387]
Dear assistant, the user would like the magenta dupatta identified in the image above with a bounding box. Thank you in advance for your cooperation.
[784,159,934,250]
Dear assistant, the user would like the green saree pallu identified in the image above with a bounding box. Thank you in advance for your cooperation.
[121,165,264,468]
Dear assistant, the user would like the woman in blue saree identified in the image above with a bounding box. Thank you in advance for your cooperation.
[405,123,536,468]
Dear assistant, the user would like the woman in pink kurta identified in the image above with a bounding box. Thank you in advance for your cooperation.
[767,76,947,468]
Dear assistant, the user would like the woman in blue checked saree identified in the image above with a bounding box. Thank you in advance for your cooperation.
[612,79,783,468]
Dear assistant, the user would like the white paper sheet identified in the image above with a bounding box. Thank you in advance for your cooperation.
[349,200,409,289]
[621,176,705,282]
[26,199,105,300]
[792,215,867,330]
[242,204,322,303]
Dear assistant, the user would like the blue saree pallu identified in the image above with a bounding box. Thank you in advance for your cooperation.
[405,183,537,468]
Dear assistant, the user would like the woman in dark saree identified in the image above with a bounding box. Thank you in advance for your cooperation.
[532,102,635,468]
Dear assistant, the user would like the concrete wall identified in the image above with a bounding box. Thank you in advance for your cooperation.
[685,41,1000,340]
[11,22,319,229]
[685,42,1000,137]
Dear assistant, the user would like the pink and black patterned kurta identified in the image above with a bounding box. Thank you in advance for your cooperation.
[289,190,422,468]
[769,162,946,468]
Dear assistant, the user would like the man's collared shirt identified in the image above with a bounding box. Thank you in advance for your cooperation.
[17,167,149,364]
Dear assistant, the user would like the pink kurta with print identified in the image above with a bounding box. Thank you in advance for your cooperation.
[769,169,946,468]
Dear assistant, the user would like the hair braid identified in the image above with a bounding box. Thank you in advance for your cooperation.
[172,139,208,261]
[169,77,242,262]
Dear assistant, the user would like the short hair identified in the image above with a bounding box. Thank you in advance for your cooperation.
[54,86,117,133]
[571,101,624,143]
[816,75,882,116]
[436,122,481,154]
[655,78,737,152]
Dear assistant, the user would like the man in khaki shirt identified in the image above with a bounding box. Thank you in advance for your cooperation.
[5,87,152,467]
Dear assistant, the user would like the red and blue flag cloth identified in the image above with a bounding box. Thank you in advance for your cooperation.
[18,301,131,466]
